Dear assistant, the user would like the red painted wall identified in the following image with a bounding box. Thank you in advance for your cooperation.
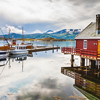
[76,39,83,49]
[76,39,98,51]
[87,39,98,51]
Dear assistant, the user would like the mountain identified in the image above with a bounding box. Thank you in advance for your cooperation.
[46,30,53,33]
[0,29,81,40]
[52,29,67,34]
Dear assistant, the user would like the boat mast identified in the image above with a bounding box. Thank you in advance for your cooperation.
[0,28,10,46]
[9,28,10,39]
[22,27,24,42]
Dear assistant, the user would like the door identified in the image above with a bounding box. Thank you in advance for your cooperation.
[98,41,100,56]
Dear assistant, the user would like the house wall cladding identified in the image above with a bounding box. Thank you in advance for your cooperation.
[76,39,98,51]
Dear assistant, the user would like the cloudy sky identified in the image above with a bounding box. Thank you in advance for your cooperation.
[0,0,100,34]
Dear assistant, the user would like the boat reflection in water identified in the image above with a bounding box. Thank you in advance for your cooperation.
[9,54,27,61]
[9,54,28,72]
[0,56,8,75]
[0,57,7,67]
[61,67,100,100]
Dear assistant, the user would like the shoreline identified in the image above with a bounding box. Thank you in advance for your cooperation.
[0,38,75,41]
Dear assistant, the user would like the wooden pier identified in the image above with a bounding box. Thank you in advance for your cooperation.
[27,46,60,52]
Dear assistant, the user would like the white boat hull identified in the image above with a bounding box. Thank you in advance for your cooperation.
[0,54,8,59]
[0,51,8,59]
[9,50,28,55]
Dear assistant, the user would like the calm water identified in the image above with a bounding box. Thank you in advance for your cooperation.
[0,40,87,100]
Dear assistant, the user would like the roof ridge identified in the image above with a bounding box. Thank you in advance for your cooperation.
[75,22,95,39]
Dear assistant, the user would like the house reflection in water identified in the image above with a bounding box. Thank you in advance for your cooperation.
[61,67,100,100]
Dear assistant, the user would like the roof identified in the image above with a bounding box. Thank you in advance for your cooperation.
[75,22,100,39]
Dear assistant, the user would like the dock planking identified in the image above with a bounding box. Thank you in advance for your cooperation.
[27,46,60,52]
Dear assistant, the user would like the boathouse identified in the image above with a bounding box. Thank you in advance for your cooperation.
[62,14,100,68]
[61,14,100,99]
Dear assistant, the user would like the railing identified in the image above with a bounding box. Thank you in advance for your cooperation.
[61,47,100,59]
[61,47,80,54]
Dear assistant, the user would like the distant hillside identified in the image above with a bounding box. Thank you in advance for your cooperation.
[0,29,81,40]
[38,37,66,41]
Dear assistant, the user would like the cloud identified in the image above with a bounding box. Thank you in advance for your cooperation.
[16,78,74,100]
[32,29,43,34]
[0,0,100,31]
[0,0,58,23]
[0,1,84,25]
[67,0,100,5]
[16,78,61,100]
[5,25,25,34]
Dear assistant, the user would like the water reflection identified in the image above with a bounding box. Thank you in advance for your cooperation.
[0,58,7,67]
[0,50,86,100]
[9,54,27,61]
[0,39,89,100]
[8,54,28,72]
[61,67,100,100]
[0,57,8,75]
[25,40,76,48]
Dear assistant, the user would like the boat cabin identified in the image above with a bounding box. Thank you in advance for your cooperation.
[15,45,27,50]
[11,38,33,49]
[12,39,16,45]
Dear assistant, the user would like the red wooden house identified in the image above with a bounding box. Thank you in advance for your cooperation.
[61,14,100,99]
[62,14,100,60]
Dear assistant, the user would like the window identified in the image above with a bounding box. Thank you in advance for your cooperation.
[84,40,87,49]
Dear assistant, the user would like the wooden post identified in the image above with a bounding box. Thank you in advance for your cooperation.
[53,44,54,48]
[86,58,88,68]
[89,59,91,69]
[86,59,88,75]
[98,61,99,69]
[52,49,54,53]
[8,57,11,69]
[80,58,85,67]
[56,44,58,52]
[97,72,99,78]
[91,60,96,68]
[71,54,74,67]
[22,61,23,72]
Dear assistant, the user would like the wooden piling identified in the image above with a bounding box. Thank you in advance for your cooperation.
[91,60,96,68]
[89,59,91,69]
[71,54,74,67]
[98,61,99,69]
[80,58,85,67]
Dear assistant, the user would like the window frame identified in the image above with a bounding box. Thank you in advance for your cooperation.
[83,40,87,49]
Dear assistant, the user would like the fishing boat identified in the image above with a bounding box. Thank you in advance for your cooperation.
[10,38,33,49]
[8,45,28,55]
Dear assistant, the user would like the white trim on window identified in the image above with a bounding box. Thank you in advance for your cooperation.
[84,40,87,49]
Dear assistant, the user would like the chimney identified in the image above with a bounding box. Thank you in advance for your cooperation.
[96,14,100,35]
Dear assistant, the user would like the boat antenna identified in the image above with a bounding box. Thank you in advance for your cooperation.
[0,28,10,46]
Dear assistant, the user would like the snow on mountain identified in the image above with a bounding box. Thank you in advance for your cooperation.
[1,29,81,39]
